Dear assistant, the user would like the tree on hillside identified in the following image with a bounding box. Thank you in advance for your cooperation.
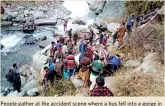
[125,1,164,16]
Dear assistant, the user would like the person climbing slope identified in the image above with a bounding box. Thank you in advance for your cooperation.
[117,22,126,48]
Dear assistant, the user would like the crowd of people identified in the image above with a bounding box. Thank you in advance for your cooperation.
[5,10,158,96]
[41,19,124,96]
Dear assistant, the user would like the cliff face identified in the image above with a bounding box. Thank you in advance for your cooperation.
[87,0,125,20]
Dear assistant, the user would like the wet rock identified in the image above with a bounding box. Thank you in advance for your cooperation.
[124,60,141,68]
[24,39,36,45]
[38,37,56,48]
[1,21,13,27]
[34,19,57,26]
[72,19,86,25]
[70,76,84,88]
[20,76,26,86]
[23,80,37,91]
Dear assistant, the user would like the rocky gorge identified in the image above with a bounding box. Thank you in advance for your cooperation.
[0,1,164,97]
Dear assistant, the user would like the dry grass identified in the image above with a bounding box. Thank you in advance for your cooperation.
[46,79,76,96]
[113,68,164,96]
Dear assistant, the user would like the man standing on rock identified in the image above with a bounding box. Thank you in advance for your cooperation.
[64,19,68,32]
[117,22,126,48]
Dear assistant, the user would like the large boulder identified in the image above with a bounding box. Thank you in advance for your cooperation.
[26,86,42,96]
[134,52,159,72]
[1,14,12,21]
[20,76,26,86]
[88,0,106,15]
[72,19,86,25]
[33,51,49,69]
[19,64,30,74]
[94,18,107,31]
[1,21,13,27]
[124,60,141,68]
[6,91,19,97]
[30,66,40,78]
[23,80,37,91]
[70,76,84,88]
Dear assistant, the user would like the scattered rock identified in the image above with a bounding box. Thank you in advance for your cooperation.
[124,60,141,68]
[23,80,37,91]
[20,76,26,86]
[72,19,86,25]
[70,76,84,88]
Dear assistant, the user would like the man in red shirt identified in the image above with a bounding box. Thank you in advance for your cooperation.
[64,51,76,78]
[90,76,114,96]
